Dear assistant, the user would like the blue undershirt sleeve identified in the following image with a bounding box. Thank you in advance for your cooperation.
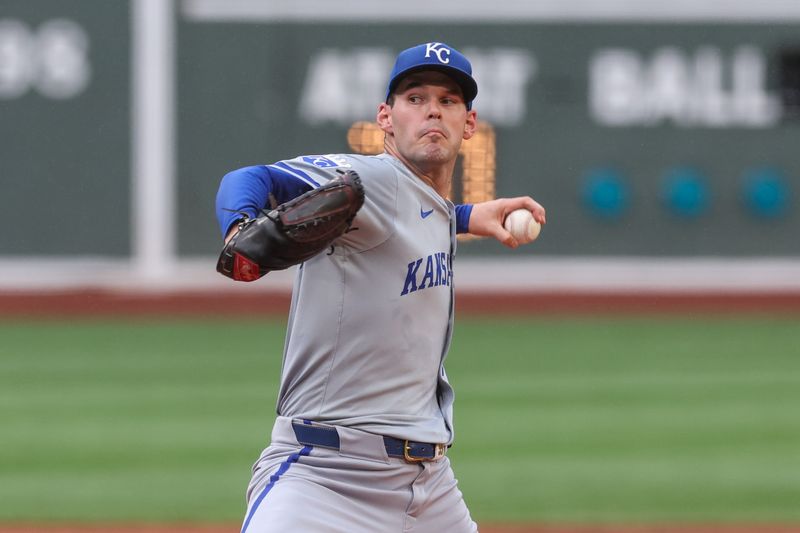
[454,204,473,234]
[215,165,313,239]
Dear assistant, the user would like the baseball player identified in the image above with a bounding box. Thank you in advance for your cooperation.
[215,42,546,533]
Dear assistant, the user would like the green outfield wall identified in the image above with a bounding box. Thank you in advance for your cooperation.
[1,0,799,262]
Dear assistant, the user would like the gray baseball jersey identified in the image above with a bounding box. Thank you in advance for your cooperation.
[233,152,478,533]
[273,152,457,445]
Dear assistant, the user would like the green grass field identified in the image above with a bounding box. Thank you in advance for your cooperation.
[1,316,799,525]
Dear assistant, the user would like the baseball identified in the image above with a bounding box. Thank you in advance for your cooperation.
[503,209,541,244]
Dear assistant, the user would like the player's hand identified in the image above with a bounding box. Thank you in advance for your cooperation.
[468,196,546,248]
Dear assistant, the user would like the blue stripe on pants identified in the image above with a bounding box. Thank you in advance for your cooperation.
[241,445,313,533]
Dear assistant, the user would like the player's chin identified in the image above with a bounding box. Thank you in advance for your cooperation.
[418,145,454,164]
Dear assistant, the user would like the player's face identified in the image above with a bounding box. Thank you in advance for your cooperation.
[378,71,477,171]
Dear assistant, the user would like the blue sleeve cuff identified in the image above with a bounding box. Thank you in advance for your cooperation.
[455,204,473,234]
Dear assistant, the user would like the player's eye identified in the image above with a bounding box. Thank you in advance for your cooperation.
[408,95,423,104]
[443,92,463,105]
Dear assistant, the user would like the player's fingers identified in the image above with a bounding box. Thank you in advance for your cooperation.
[522,197,546,225]
[496,226,519,249]
[533,203,546,225]
[505,196,546,225]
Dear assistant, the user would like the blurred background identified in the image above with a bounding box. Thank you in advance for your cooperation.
[1,0,799,531]
[3,0,800,292]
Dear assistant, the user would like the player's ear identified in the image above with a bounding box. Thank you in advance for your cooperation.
[462,110,478,140]
[377,103,393,134]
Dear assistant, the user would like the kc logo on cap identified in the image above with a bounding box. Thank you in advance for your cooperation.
[424,42,451,64]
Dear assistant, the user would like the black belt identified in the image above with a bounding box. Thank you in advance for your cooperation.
[291,421,447,462]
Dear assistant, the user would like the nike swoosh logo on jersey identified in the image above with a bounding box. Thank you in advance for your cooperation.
[420,207,434,219]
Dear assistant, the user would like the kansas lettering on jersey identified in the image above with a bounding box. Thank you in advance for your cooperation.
[401,252,452,296]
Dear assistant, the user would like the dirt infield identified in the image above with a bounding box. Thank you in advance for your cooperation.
[2,289,800,318]
[2,524,799,533]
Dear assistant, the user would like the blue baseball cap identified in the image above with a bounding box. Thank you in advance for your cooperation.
[385,42,478,110]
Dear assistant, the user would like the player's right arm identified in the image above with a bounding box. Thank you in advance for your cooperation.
[215,165,314,242]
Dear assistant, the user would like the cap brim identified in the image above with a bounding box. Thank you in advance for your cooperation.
[387,64,478,105]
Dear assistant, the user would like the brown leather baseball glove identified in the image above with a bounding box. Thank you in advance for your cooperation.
[216,169,365,282]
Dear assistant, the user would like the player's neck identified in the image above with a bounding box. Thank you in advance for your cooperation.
[424,170,453,199]
[383,145,454,198]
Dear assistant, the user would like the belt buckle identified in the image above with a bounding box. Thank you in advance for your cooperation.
[403,440,446,463]
[432,442,446,461]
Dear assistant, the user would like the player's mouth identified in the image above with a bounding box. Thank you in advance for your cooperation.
[421,128,447,139]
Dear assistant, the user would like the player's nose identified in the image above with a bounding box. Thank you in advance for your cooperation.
[426,101,443,119]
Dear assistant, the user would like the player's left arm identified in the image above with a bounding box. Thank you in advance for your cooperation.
[216,165,314,242]
[460,197,546,249]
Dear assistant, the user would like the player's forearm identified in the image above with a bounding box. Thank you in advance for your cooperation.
[215,166,271,239]
[215,165,314,240]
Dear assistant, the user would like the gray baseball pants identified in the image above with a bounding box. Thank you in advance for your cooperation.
[240,416,478,533]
